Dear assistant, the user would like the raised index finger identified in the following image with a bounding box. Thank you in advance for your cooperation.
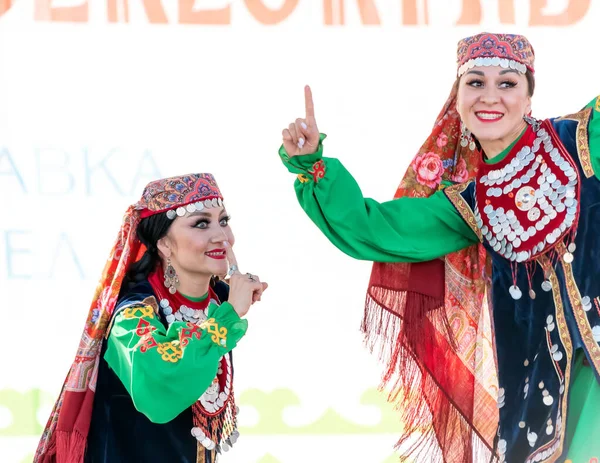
[304,85,315,120]
[225,242,240,273]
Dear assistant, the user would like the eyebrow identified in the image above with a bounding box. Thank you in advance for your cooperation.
[466,69,520,76]
[188,211,212,218]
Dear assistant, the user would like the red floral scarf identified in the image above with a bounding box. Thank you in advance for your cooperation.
[363,86,497,462]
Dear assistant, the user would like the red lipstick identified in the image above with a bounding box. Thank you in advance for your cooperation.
[205,249,227,260]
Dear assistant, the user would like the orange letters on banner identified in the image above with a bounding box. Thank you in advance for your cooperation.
[107,0,167,23]
[499,0,515,24]
[14,0,595,26]
[179,0,230,25]
[107,0,129,22]
[456,0,481,25]
[140,0,168,23]
[324,0,344,25]
[529,0,590,26]
[35,0,88,22]
[324,0,380,25]
[402,0,428,25]
[245,0,298,24]
[0,0,13,17]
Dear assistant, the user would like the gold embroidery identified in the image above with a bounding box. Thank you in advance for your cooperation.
[557,242,600,372]
[444,182,483,242]
[558,107,594,178]
[141,296,159,313]
[199,318,228,347]
[123,305,155,319]
[196,442,206,463]
[106,298,158,339]
[297,174,310,183]
[527,256,574,463]
[595,95,600,112]
[157,341,183,363]
[195,445,216,463]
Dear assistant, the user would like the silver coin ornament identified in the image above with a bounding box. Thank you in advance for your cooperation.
[476,123,579,264]
[509,285,523,300]
[541,280,552,292]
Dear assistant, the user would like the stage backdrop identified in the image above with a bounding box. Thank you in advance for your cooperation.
[0,1,598,461]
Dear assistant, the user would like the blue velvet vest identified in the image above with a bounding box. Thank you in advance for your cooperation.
[445,108,600,463]
[84,280,230,463]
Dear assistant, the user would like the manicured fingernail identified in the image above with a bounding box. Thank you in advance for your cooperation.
[298,137,305,146]
[224,241,230,247]
[301,122,307,130]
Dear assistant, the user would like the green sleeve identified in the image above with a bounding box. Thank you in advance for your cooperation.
[279,137,479,263]
[104,301,247,424]
[585,96,600,179]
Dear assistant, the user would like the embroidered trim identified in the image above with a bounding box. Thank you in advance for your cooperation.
[557,242,600,373]
[138,333,158,353]
[139,174,223,219]
[106,297,159,339]
[199,318,228,347]
[297,174,310,183]
[557,107,594,178]
[142,296,159,312]
[180,322,202,347]
[444,182,483,242]
[123,305,155,319]
[525,256,573,463]
[135,318,155,337]
[595,95,600,112]
[308,160,326,184]
[157,341,183,363]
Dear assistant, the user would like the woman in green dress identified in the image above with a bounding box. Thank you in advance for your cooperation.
[36,173,268,463]
[280,33,600,463]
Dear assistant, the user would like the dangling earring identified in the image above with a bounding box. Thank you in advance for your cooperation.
[164,258,179,294]
[523,114,540,131]
[460,121,476,151]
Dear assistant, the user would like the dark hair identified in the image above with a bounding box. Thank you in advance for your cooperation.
[455,69,535,96]
[121,212,173,293]
[525,69,535,97]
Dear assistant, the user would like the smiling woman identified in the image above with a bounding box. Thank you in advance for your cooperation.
[35,174,267,463]
[279,33,600,463]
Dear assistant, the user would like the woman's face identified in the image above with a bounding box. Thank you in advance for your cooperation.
[457,66,531,152]
[158,206,234,281]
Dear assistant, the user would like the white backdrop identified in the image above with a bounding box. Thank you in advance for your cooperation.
[0,1,598,462]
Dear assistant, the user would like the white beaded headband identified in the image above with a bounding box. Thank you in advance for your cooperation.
[458,57,527,77]
[165,197,224,220]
